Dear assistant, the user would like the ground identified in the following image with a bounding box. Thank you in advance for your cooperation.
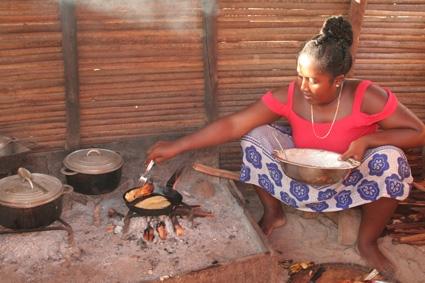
[237,182,425,283]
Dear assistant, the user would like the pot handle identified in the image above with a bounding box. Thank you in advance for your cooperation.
[62,184,74,194]
[87,149,101,156]
[60,167,78,176]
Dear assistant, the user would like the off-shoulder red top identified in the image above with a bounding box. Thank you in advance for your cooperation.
[261,80,398,153]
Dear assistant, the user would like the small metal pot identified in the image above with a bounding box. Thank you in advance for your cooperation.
[61,148,123,195]
[0,168,73,229]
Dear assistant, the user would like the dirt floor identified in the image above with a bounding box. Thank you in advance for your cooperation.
[237,182,425,283]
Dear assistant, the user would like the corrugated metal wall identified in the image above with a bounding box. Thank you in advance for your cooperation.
[0,0,66,149]
[216,0,351,170]
[76,0,207,145]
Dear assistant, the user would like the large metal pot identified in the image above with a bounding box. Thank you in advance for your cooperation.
[0,168,73,229]
[61,148,123,195]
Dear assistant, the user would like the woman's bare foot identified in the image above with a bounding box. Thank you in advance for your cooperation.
[258,207,286,236]
[358,242,396,280]
[253,186,287,235]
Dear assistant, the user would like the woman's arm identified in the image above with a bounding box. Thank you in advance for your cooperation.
[147,100,281,163]
[341,85,425,160]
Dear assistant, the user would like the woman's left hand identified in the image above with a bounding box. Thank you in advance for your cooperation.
[340,138,368,161]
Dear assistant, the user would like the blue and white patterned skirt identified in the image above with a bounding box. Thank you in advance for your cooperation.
[240,124,412,212]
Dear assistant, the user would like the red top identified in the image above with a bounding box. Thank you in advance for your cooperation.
[261,80,398,153]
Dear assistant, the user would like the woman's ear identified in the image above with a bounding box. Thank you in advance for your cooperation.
[334,75,345,87]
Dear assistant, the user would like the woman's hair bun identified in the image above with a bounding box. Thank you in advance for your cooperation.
[320,16,353,47]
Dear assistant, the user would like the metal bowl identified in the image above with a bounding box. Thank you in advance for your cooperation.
[273,148,360,186]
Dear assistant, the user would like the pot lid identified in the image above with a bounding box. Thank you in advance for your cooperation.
[0,169,63,208]
[63,148,123,174]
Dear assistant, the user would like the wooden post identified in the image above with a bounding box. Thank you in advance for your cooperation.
[60,0,80,150]
[348,0,367,77]
[201,0,218,122]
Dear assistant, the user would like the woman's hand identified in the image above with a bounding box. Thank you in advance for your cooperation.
[146,140,182,164]
[340,138,368,161]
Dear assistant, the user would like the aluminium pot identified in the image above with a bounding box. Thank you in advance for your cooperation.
[61,148,123,195]
[0,168,73,229]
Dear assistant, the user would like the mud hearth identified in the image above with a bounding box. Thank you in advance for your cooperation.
[0,156,271,283]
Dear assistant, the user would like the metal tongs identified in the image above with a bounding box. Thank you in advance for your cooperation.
[138,160,155,186]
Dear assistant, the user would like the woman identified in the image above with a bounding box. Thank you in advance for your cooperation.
[147,16,425,275]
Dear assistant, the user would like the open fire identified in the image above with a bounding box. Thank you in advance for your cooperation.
[108,201,213,242]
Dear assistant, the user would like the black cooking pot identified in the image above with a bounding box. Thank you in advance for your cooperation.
[0,168,73,229]
[61,148,123,195]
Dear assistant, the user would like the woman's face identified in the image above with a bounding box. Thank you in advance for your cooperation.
[296,53,338,105]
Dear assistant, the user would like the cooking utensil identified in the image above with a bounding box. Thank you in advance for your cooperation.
[161,167,184,204]
[0,168,73,229]
[61,148,123,195]
[273,148,360,186]
[138,160,155,186]
[124,193,174,216]
[123,167,184,216]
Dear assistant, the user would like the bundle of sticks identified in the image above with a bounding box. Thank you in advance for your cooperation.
[387,181,425,245]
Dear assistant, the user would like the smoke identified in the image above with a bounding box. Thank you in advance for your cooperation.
[60,0,208,30]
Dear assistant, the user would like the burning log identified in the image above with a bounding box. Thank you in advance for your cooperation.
[170,215,184,237]
[143,224,155,242]
[156,221,168,240]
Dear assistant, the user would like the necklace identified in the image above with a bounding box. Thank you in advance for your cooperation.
[310,82,344,139]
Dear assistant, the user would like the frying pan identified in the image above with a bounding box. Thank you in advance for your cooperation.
[122,189,183,216]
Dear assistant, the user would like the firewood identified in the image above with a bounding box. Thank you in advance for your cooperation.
[192,162,240,181]
[397,232,425,244]
[390,233,411,240]
[143,225,155,242]
[387,221,425,230]
[406,240,425,245]
[409,190,425,200]
[413,181,425,193]
[399,200,425,207]
[407,213,425,222]
[192,207,214,218]
[170,215,184,237]
[394,228,425,234]
[156,221,167,240]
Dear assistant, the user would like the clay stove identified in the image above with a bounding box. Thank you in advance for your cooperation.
[0,155,275,283]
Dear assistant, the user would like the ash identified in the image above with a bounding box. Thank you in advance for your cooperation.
[0,165,266,283]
